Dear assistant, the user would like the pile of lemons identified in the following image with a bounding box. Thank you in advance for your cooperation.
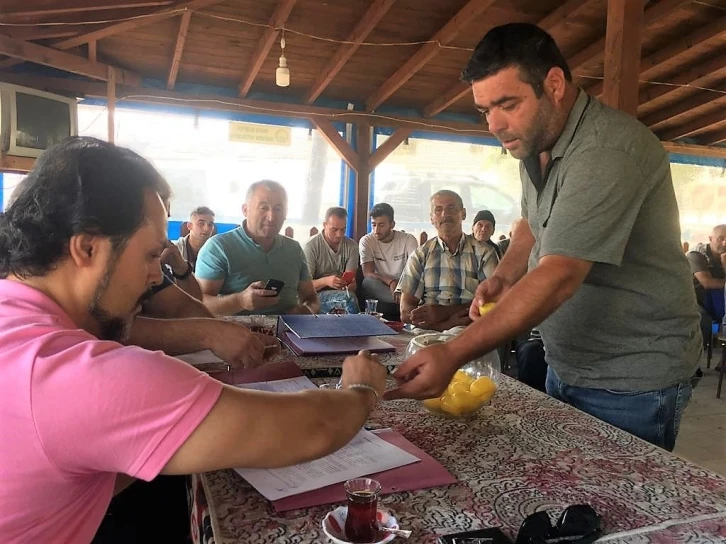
[422,370,497,417]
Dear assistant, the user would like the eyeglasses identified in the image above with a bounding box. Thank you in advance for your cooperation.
[515,505,602,544]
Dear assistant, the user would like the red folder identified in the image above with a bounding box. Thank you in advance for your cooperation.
[270,429,458,512]
[211,360,303,385]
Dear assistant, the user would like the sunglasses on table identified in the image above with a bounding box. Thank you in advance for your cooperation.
[440,505,602,544]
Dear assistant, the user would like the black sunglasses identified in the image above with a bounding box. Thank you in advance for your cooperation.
[515,505,602,544]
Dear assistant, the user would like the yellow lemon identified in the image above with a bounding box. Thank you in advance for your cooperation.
[422,397,442,411]
[478,302,496,316]
[451,391,480,412]
[447,381,470,395]
[453,370,474,385]
[441,396,463,416]
[470,376,497,398]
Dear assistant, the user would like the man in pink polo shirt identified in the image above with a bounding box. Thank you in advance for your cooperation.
[0,137,386,544]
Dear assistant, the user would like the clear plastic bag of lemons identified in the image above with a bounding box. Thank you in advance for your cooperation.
[405,332,501,418]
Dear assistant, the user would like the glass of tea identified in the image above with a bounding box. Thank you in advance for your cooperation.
[344,478,381,543]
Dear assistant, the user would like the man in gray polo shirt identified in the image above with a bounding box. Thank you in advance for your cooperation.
[386,23,701,451]
[195,180,320,316]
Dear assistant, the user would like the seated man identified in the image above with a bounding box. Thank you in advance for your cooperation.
[687,224,726,345]
[359,203,418,308]
[472,209,503,260]
[0,137,386,543]
[195,180,319,316]
[304,207,360,314]
[173,205,215,271]
[398,190,498,331]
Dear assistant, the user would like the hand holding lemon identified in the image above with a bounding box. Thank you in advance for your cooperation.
[478,302,496,317]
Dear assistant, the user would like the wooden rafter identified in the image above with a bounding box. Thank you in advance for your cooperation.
[601,0,645,116]
[369,128,413,170]
[51,0,225,50]
[0,33,140,85]
[88,40,97,63]
[702,127,726,146]
[641,87,726,128]
[304,0,396,104]
[313,119,359,172]
[588,14,726,97]
[662,141,726,159]
[659,109,726,142]
[365,0,496,112]
[0,0,226,73]
[421,0,590,118]
[1,2,174,20]
[0,73,494,138]
[238,0,298,98]
[638,50,726,109]
[568,0,689,73]
[167,9,192,89]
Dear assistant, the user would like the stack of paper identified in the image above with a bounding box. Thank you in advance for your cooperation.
[276,314,397,356]
[233,376,421,502]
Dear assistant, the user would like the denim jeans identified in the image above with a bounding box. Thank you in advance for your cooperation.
[545,368,693,451]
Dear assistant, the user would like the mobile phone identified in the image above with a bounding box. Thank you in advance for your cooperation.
[263,279,285,295]
[341,270,356,285]
[438,528,513,544]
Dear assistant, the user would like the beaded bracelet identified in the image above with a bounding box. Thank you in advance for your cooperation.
[347,383,380,401]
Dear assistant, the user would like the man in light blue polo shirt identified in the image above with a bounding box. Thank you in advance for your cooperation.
[195,180,319,316]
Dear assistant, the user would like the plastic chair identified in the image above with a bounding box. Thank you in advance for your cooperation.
[704,289,724,369]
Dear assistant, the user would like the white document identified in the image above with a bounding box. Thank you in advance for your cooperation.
[175,349,224,366]
[235,375,319,393]
[232,376,420,501]
[235,430,420,500]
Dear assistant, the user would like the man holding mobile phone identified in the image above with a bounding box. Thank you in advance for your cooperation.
[304,207,360,314]
[195,181,320,316]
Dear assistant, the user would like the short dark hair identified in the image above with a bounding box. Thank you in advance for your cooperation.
[0,136,170,279]
[325,206,348,221]
[190,206,215,218]
[461,23,572,97]
[370,203,394,222]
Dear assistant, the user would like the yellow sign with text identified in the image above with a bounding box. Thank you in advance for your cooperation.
[228,121,291,146]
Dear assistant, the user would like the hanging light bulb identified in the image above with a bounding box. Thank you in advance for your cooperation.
[276,33,290,87]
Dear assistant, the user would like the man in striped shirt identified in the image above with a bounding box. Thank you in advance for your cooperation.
[397,190,499,331]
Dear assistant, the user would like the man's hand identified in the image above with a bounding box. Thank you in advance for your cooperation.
[409,304,450,328]
[161,241,188,276]
[384,343,460,400]
[340,350,388,402]
[208,320,274,368]
[238,281,280,311]
[387,279,400,302]
[469,276,513,321]
[327,275,347,290]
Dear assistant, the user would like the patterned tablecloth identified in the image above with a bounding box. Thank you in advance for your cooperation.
[190,316,726,544]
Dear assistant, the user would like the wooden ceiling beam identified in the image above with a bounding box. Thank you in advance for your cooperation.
[365,0,497,112]
[421,0,591,119]
[568,0,689,73]
[369,128,413,170]
[0,33,140,85]
[0,0,225,73]
[50,0,225,50]
[702,127,726,146]
[638,50,726,108]
[0,73,495,138]
[662,141,726,159]
[641,87,726,128]
[237,0,298,98]
[588,14,726,97]
[601,0,646,116]
[88,40,97,63]
[658,109,726,141]
[166,9,192,89]
[312,119,359,172]
[304,0,396,105]
[1,2,174,20]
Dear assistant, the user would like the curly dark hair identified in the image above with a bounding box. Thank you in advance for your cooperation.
[0,136,171,279]
[461,23,572,97]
